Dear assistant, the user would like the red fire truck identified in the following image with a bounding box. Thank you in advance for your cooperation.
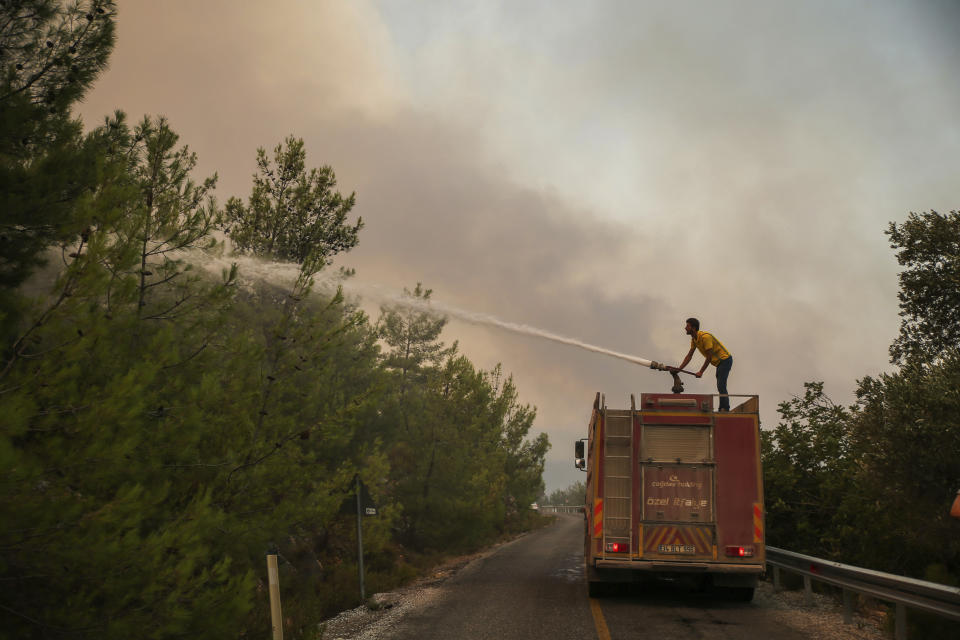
[575,392,765,600]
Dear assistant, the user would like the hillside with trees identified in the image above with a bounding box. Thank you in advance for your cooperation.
[0,3,548,638]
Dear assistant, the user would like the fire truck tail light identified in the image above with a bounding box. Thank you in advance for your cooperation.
[725,545,754,557]
[605,542,629,553]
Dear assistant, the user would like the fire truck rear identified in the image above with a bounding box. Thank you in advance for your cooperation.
[575,392,765,600]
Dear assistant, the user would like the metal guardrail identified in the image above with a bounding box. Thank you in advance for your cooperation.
[766,546,960,640]
[537,504,584,514]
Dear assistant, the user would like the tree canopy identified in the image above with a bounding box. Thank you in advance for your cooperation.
[887,210,960,364]
[224,135,362,266]
[0,0,117,343]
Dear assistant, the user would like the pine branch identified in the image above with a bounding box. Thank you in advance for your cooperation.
[160,342,207,370]
[141,269,182,289]
[0,602,101,634]
[1,240,88,380]
[163,462,231,470]
[141,292,196,320]
[29,403,90,420]
[226,424,321,484]
[0,1,108,104]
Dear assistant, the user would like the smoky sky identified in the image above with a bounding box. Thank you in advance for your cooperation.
[76,1,960,491]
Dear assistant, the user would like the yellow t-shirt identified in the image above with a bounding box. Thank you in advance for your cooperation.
[691,331,731,366]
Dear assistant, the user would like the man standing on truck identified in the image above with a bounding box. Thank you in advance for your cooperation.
[674,317,733,411]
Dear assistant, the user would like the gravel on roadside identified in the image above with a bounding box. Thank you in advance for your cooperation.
[317,542,510,640]
[752,580,888,640]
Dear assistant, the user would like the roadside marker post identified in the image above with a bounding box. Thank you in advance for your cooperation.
[267,554,283,640]
[356,474,366,601]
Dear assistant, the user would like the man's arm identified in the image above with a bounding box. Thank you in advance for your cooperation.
[696,349,714,377]
[677,347,696,371]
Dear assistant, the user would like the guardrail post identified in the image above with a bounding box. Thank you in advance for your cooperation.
[803,575,813,606]
[895,603,906,640]
[842,589,853,624]
[773,566,781,591]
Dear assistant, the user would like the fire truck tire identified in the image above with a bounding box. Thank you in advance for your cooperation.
[726,586,755,602]
[588,580,608,598]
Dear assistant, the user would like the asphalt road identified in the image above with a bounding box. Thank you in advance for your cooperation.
[386,514,820,640]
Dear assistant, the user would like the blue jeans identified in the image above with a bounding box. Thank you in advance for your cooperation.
[716,356,732,411]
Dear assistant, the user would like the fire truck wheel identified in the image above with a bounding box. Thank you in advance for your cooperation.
[725,586,755,602]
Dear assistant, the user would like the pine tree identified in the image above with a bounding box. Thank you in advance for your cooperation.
[375,284,453,545]
[491,367,548,526]
[224,135,362,265]
[0,112,250,639]
[375,287,548,549]
[0,0,117,342]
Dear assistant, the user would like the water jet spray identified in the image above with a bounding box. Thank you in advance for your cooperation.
[338,280,694,393]
[189,252,690,391]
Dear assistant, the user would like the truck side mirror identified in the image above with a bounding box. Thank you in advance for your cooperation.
[574,440,586,471]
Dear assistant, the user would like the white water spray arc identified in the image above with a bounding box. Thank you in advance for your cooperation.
[394,294,656,367]
[194,253,683,383]
[327,280,685,377]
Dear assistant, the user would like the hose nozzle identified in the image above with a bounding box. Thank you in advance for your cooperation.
[649,361,684,394]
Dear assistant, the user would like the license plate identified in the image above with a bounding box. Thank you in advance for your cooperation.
[657,544,696,554]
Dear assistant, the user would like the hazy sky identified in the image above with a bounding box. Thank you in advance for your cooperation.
[76,1,960,492]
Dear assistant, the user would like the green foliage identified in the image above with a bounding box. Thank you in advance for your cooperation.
[0,1,115,118]
[0,301,255,639]
[765,210,960,594]
[378,283,452,381]
[0,111,245,638]
[0,107,378,637]
[0,0,117,342]
[495,366,548,520]
[375,284,549,551]
[887,210,960,364]
[849,353,960,575]
[761,382,855,557]
[0,134,546,637]
[115,114,223,319]
[224,135,362,265]
[765,379,960,582]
